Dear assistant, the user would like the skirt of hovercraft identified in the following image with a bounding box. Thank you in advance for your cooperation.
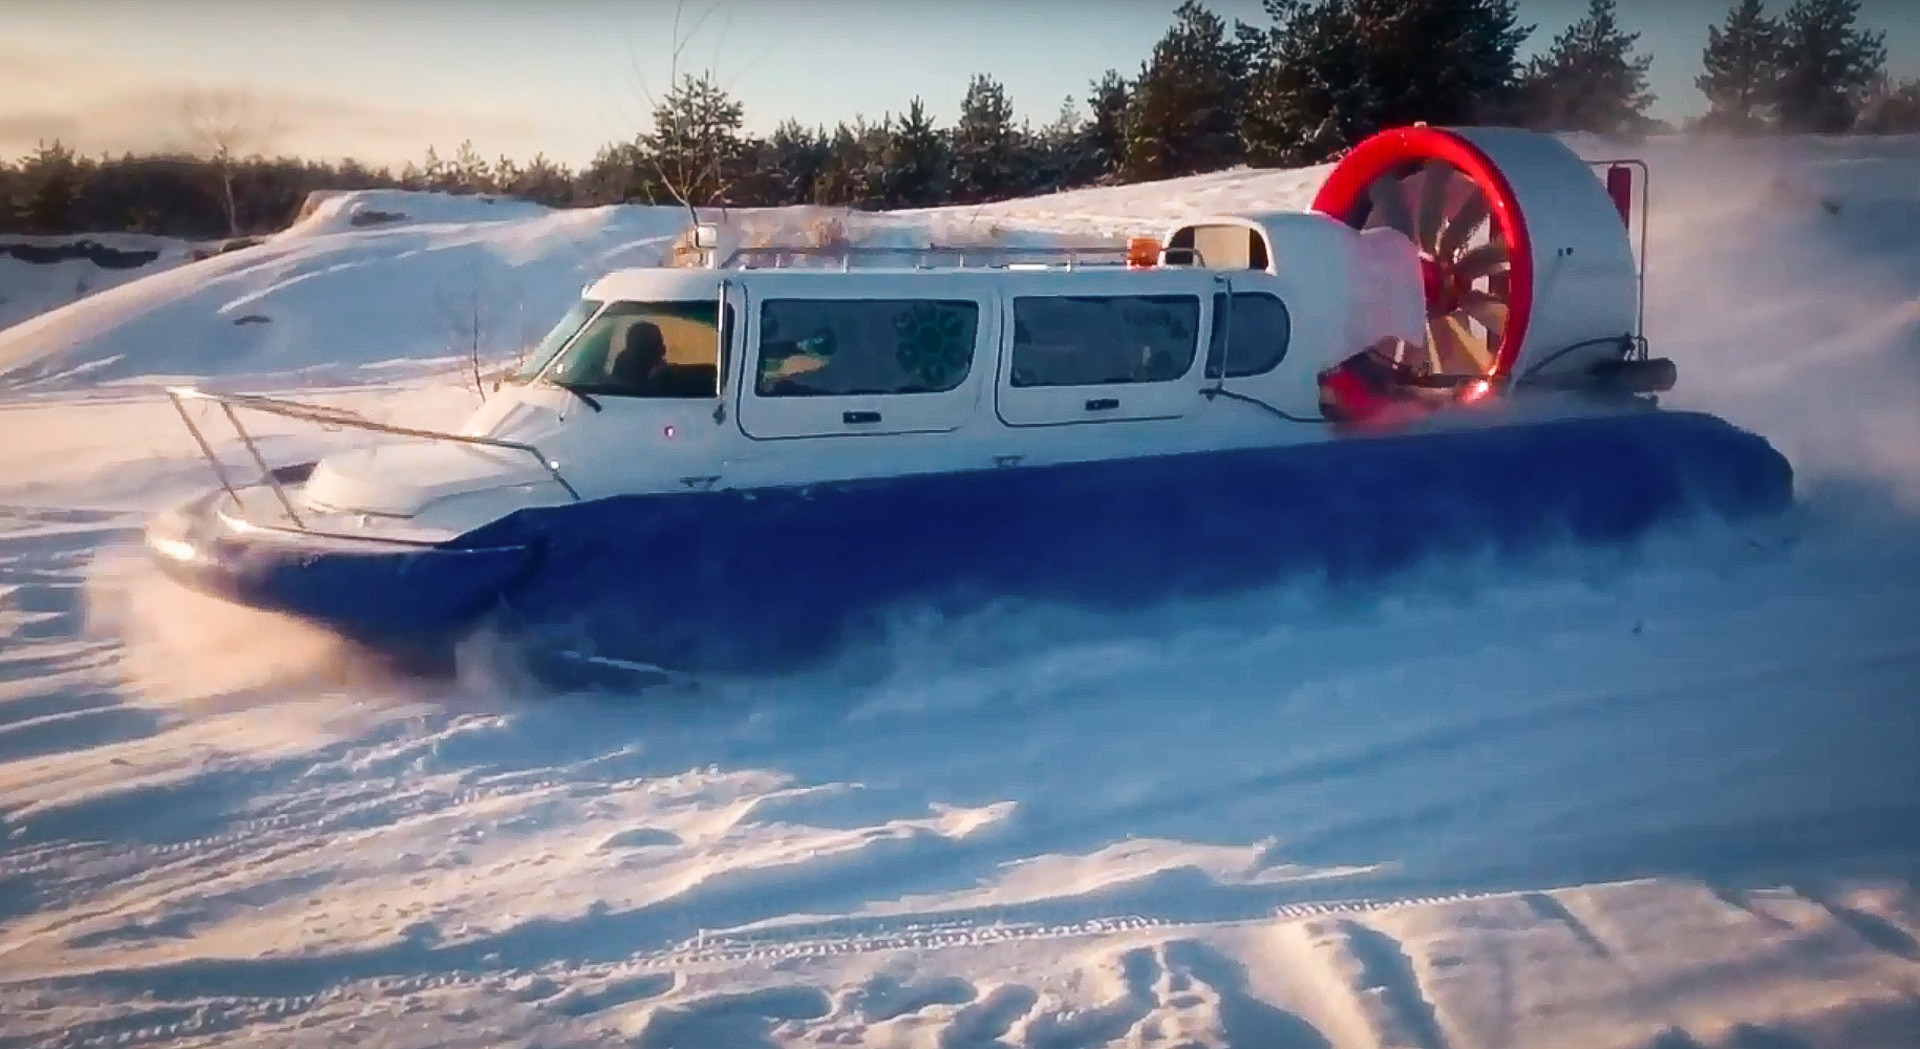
[146,407,1793,680]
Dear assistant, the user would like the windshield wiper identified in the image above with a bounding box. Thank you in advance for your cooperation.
[549,380,603,413]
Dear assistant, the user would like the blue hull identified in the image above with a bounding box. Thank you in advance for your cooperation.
[149,408,1794,674]
[146,485,537,645]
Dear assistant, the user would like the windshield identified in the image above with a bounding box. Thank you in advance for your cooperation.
[542,300,722,399]
[508,298,601,385]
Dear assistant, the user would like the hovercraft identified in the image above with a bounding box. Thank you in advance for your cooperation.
[146,126,1793,677]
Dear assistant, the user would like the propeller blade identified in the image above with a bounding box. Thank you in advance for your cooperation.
[1433,312,1493,373]
[1416,161,1453,252]
[1366,176,1416,239]
[1453,241,1510,282]
[1437,190,1490,261]
[1457,289,1509,338]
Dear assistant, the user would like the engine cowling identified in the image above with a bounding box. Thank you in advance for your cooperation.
[1312,125,1642,389]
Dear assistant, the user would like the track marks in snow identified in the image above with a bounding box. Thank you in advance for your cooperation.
[1520,891,1614,960]
[0,697,155,765]
[1160,939,1331,1049]
[844,971,979,1023]
[938,983,1039,1048]
[1316,919,1453,1049]
[0,508,132,654]
[1016,945,1159,1047]
[548,971,676,1016]
[616,939,1332,1049]
[1811,895,1920,962]
[629,985,832,1048]
[1009,940,1329,1049]
[9,878,1919,1048]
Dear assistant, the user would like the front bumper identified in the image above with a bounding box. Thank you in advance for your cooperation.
[145,484,540,642]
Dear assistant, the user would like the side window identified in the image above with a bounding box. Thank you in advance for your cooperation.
[1205,292,1291,379]
[1010,294,1199,388]
[757,298,979,397]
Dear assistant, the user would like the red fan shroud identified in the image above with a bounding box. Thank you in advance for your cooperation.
[1313,126,1536,386]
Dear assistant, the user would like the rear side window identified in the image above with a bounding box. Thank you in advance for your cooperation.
[1205,292,1291,379]
[757,298,979,397]
[1010,294,1199,387]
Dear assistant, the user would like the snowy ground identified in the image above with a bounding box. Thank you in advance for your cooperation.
[3,134,1920,1049]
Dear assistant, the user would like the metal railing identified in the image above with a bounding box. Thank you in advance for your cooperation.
[1587,157,1651,346]
[717,242,1136,271]
[164,385,581,530]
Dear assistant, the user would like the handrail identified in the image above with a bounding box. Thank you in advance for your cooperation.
[163,386,582,530]
[1587,157,1651,352]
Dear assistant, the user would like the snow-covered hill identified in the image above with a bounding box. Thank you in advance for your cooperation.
[0,233,196,336]
[2,133,1920,1049]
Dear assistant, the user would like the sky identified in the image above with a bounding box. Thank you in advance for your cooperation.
[3,0,1918,169]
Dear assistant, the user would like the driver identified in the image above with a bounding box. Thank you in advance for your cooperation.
[609,321,671,393]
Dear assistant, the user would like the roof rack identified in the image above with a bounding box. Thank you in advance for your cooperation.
[714,242,1137,272]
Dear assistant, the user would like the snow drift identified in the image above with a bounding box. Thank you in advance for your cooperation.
[0,232,192,336]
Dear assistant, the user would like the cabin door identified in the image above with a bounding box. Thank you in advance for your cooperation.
[717,277,746,418]
[993,269,1216,428]
[734,273,997,440]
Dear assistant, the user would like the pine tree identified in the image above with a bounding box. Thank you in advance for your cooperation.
[813,119,888,207]
[413,146,448,193]
[575,143,639,205]
[1122,1,1250,182]
[1029,97,1091,193]
[881,98,950,207]
[640,71,748,208]
[1697,0,1786,132]
[1774,0,1887,133]
[16,141,82,234]
[950,74,1025,204]
[508,153,575,207]
[1242,0,1533,167]
[749,121,831,206]
[1854,72,1920,133]
[1243,0,1368,166]
[450,140,492,194]
[492,155,521,195]
[1516,0,1657,136]
[1085,71,1132,184]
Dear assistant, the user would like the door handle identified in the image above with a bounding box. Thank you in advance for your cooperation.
[842,410,882,424]
[1084,398,1119,412]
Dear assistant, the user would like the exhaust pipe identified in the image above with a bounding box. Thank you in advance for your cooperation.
[1590,356,1676,394]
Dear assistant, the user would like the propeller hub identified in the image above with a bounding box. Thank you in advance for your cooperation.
[1418,255,1456,316]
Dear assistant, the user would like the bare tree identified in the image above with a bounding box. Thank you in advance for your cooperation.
[622,1,753,241]
[180,87,285,239]
[434,266,540,401]
[433,266,493,403]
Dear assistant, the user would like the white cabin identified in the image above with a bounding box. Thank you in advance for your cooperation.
[298,212,1433,537]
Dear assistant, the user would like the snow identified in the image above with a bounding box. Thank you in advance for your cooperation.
[3,132,1920,1048]
[0,233,194,336]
